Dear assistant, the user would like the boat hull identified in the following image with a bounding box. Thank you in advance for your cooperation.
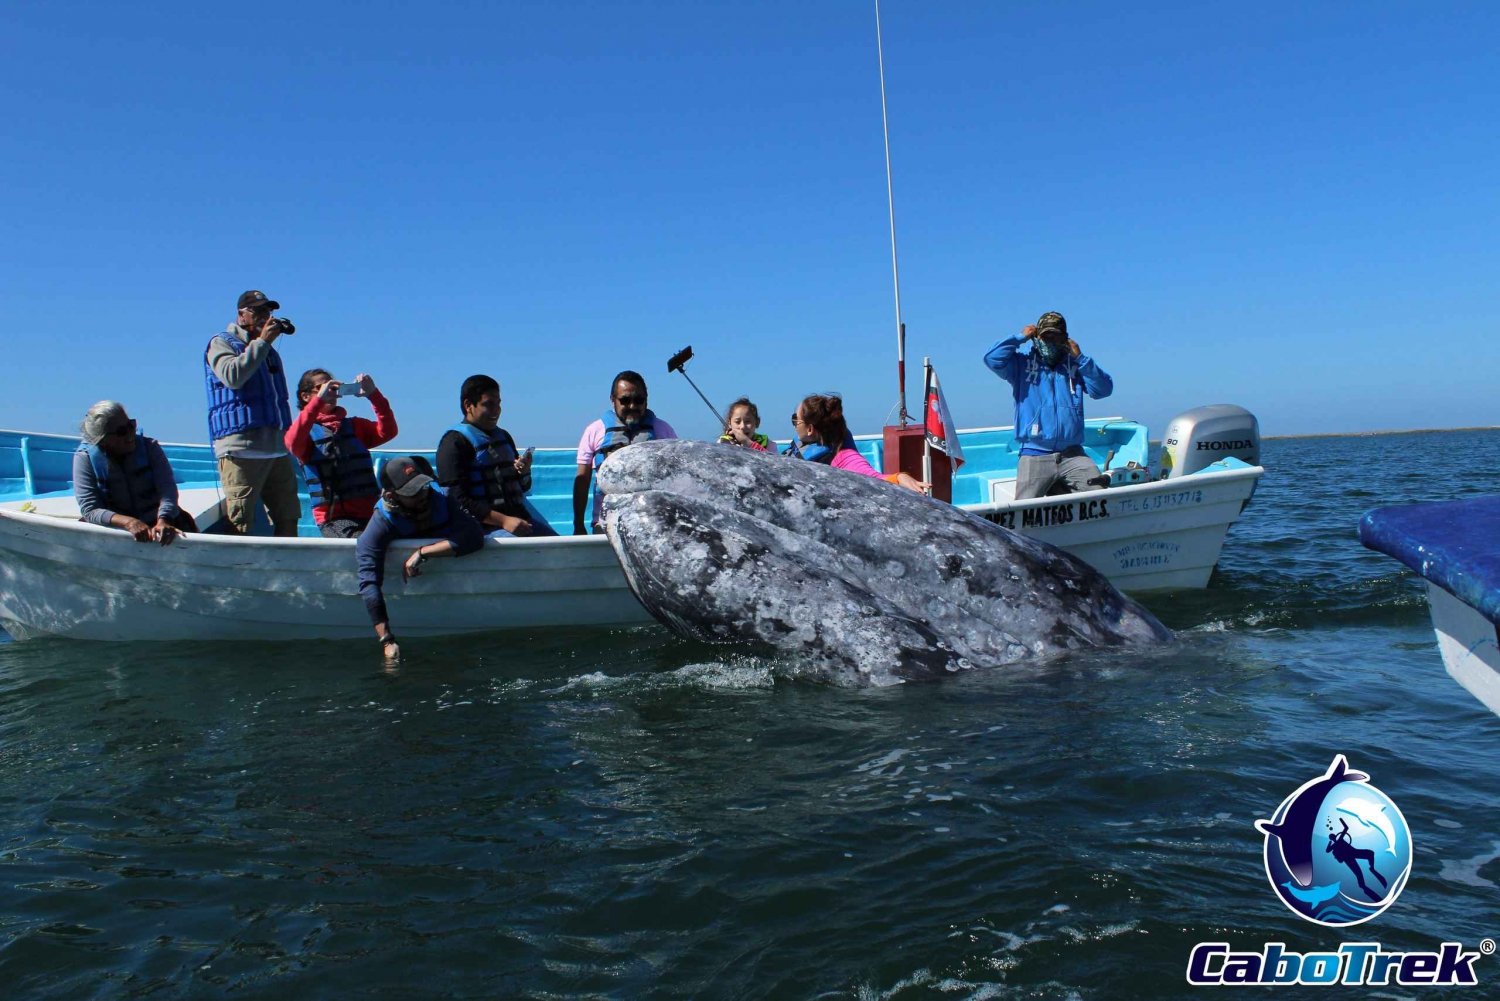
[1427,582,1500,717]
[0,510,653,642]
[1359,495,1500,717]
[964,462,1260,592]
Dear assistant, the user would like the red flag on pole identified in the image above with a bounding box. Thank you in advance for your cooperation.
[923,366,966,469]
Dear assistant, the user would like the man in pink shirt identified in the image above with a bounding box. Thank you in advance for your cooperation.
[573,370,679,534]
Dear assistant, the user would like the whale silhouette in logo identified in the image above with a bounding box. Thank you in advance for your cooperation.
[596,439,1171,685]
[1280,881,1341,906]
[1256,754,1370,888]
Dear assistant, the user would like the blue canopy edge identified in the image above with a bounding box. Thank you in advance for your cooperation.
[1359,497,1500,626]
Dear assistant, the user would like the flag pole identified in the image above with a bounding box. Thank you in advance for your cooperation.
[875,0,910,425]
[922,356,933,486]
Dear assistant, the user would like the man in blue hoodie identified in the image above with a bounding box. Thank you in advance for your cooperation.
[983,311,1113,500]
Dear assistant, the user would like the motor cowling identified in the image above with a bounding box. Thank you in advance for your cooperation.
[1158,404,1260,480]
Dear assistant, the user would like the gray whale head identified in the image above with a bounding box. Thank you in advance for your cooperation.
[599,439,1171,686]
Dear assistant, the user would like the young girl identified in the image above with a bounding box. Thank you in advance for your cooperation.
[717,397,773,451]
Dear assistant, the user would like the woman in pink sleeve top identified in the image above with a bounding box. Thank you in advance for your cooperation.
[791,394,930,494]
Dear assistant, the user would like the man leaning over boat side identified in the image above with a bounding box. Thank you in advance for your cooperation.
[203,289,301,536]
[572,370,679,535]
[983,310,1113,501]
[356,455,486,664]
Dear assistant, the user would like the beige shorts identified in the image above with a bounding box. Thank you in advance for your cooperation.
[217,454,301,536]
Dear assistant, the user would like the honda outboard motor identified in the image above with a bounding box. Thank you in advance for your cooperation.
[1158,404,1260,480]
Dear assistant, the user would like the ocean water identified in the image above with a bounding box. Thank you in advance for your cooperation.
[2,430,1499,1000]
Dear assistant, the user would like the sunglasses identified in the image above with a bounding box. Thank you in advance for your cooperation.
[615,395,645,406]
[107,419,137,438]
[790,412,805,426]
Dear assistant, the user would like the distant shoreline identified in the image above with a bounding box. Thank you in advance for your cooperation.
[1144,426,1497,447]
[1262,426,1500,441]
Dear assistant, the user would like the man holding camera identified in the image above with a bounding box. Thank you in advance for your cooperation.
[983,310,1114,500]
[203,289,301,535]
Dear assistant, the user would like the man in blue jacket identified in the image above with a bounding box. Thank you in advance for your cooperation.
[983,311,1113,500]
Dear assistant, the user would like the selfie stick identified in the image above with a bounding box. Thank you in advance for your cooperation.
[666,346,727,428]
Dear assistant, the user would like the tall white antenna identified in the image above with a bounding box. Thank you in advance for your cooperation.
[874,0,910,425]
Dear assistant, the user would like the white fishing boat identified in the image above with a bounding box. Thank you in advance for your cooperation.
[941,404,1262,592]
[1360,498,1500,717]
[0,429,654,642]
[0,408,1263,643]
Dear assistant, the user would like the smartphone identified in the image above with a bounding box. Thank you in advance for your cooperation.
[523,446,536,461]
[336,382,364,397]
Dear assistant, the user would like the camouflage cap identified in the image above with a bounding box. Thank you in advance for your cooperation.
[1035,311,1067,335]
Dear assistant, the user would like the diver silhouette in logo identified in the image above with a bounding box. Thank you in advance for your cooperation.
[1326,818,1389,901]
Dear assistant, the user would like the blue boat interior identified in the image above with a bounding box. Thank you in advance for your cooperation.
[0,419,1152,535]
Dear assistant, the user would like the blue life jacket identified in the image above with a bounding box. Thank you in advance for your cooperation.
[795,431,859,465]
[303,420,379,509]
[203,332,292,440]
[449,422,530,513]
[78,438,162,519]
[375,484,452,537]
[593,409,658,468]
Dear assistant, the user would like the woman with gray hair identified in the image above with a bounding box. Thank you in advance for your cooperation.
[73,402,196,545]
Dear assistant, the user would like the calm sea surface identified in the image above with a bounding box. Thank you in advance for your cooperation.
[3,430,1499,999]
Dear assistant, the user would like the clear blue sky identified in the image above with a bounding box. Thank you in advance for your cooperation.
[4,2,1496,448]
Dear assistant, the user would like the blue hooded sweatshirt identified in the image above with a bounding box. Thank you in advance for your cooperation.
[983,336,1113,453]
